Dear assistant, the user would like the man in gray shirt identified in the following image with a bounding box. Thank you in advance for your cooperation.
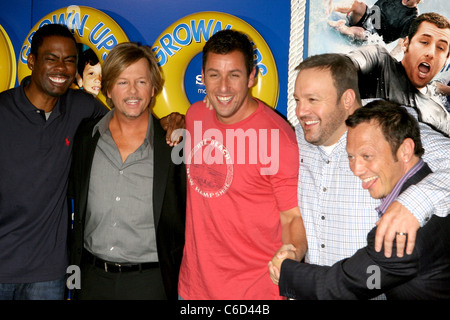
[69,42,186,300]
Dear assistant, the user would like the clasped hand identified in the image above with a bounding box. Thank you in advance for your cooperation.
[268,244,299,285]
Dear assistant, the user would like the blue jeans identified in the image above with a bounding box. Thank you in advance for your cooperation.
[0,277,66,300]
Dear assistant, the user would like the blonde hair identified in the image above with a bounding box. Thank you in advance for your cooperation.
[101,42,163,108]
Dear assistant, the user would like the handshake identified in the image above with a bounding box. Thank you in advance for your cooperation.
[268,244,301,285]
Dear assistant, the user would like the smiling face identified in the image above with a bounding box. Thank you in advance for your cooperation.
[78,62,101,96]
[294,67,351,146]
[27,35,77,98]
[401,21,450,89]
[107,58,155,120]
[202,50,257,124]
[346,121,407,199]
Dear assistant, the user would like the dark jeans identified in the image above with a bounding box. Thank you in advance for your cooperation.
[0,276,66,300]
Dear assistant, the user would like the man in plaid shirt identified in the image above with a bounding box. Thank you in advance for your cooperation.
[269,53,449,282]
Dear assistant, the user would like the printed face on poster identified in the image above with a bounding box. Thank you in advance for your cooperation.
[303,0,450,113]
[309,0,449,65]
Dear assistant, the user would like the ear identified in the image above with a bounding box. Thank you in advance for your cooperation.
[341,89,356,111]
[402,36,409,53]
[201,69,205,86]
[397,138,415,163]
[76,74,83,88]
[247,67,257,88]
[27,53,35,71]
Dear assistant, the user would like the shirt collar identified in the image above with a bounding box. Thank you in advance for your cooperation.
[317,130,348,157]
[18,76,63,118]
[93,109,114,136]
[376,158,425,216]
[92,109,154,147]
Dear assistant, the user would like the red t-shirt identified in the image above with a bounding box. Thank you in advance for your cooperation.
[178,100,299,299]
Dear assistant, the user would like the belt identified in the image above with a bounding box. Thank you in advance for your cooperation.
[83,250,159,273]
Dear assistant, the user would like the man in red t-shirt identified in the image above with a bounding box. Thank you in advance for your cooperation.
[177,29,307,300]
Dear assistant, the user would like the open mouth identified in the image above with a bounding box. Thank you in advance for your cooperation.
[418,62,431,78]
[217,96,233,103]
[361,176,378,190]
[124,98,141,105]
[301,118,320,128]
[49,75,69,85]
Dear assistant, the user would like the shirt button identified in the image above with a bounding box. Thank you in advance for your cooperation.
[119,170,123,174]
[115,196,120,201]
[323,187,327,192]
[321,244,325,248]
[321,216,325,220]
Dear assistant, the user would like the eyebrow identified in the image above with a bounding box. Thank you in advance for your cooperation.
[419,33,449,46]
[43,52,77,60]
[116,76,148,81]
[296,92,323,99]
[205,68,244,74]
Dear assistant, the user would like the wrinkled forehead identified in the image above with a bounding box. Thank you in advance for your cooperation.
[415,21,450,43]
[37,35,77,55]
[346,121,386,151]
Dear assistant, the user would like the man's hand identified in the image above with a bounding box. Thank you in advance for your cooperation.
[268,244,297,285]
[203,96,213,110]
[160,112,185,146]
[375,201,420,258]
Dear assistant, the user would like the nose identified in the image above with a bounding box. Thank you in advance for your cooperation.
[350,157,365,177]
[129,82,138,94]
[219,76,229,92]
[295,99,309,120]
[424,44,435,58]
[54,59,68,71]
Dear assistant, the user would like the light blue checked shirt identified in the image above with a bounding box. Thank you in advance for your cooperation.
[297,106,450,267]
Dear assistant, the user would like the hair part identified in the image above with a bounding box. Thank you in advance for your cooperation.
[345,100,424,159]
[101,42,163,108]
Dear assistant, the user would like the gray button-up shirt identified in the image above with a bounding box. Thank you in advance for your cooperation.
[84,110,157,263]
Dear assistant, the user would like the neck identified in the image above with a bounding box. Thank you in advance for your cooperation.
[403,156,420,175]
[108,109,150,163]
[217,96,258,125]
[110,108,150,135]
[24,82,58,113]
